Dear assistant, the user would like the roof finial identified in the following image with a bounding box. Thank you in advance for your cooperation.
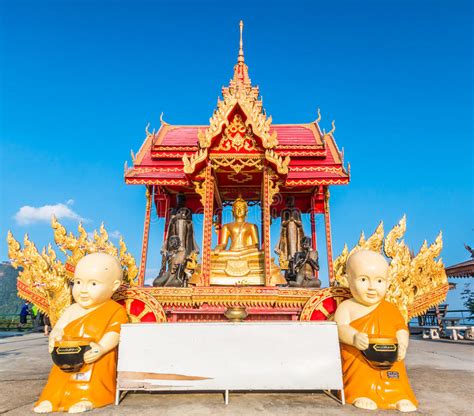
[238,20,244,63]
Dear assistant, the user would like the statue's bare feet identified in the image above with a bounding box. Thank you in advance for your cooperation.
[33,401,53,413]
[353,397,377,410]
[396,399,417,412]
[68,401,93,413]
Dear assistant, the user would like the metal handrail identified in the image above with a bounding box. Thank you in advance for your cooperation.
[0,314,34,330]
[444,310,474,326]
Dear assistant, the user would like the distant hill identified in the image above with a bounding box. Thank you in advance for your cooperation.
[0,262,22,315]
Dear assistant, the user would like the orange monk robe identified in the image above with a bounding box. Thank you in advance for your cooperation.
[37,300,129,412]
[341,300,418,409]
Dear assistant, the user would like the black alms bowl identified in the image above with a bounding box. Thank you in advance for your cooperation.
[361,336,398,370]
[51,339,91,373]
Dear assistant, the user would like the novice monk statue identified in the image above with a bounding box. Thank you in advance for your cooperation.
[34,253,128,413]
[334,250,418,412]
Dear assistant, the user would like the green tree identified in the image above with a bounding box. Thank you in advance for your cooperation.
[461,283,474,316]
[0,262,22,315]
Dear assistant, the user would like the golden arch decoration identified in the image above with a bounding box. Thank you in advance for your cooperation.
[113,288,167,323]
[300,287,352,321]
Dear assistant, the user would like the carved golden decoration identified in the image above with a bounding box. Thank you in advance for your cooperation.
[182,148,208,174]
[193,180,206,206]
[8,218,139,326]
[315,107,322,123]
[228,171,254,183]
[153,152,198,158]
[327,120,336,136]
[285,178,350,186]
[131,167,183,173]
[210,155,264,173]
[120,238,139,286]
[160,112,169,126]
[333,216,448,322]
[197,91,278,151]
[215,114,258,152]
[152,146,198,151]
[143,286,316,309]
[277,150,326,157]
[265,149,290,175]
[145,122,156,138]
[267,170,283,205]
[126,178,189,186]
[276,145,324,150]
[290,166,346,175]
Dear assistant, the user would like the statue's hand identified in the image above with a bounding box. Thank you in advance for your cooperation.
[48,328,64,353]
[397,342,407,361]
[353,332,369,350]
[396,329,409,361]
[84,342,104,364]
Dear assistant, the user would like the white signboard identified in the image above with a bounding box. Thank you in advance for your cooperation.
[116,321,344,404]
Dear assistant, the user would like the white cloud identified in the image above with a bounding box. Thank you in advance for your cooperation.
[87,230,121,240]
[14,200,86,226]
[109,230,121,240]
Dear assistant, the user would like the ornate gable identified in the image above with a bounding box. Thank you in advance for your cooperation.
[212,113,261,153]
[182,21,289,177]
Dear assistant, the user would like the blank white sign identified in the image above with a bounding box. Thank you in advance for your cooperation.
[117,321,343,398]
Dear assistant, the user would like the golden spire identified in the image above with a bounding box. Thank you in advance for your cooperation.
[230,20,250,87]
[238,20,244,63]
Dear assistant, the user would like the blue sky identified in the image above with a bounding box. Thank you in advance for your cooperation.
[0,1,472,307]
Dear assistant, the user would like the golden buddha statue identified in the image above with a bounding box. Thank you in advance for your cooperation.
[210,197,285,286]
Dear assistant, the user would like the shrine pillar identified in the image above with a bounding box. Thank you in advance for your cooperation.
[324,187,335,285]
[138,186,153,286]
[310,193,319,278]
[201,166,215,286]
[162,192,171,244]
[261,167,273,285]
[213,181,223,246]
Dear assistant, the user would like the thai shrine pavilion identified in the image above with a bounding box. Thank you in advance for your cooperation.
[125,22,350,288]
[8,22,449,328]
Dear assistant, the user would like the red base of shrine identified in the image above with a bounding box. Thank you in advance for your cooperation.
[113,286,353,324]
[164,305,302,322]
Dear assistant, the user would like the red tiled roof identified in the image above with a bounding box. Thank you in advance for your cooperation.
[271,125,322,146]
[156,124,323,147]
[160,126,202,146]
[126,122,349,186]
[445,259,474,278]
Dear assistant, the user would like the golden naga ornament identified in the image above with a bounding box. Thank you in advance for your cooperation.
[265,149,290,175]
[8,232,70,326]
[182,148,208,175]
[333,216,448,322]
[7,217,138,326]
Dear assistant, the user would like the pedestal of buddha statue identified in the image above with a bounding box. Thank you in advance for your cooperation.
[210,197,284,286]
